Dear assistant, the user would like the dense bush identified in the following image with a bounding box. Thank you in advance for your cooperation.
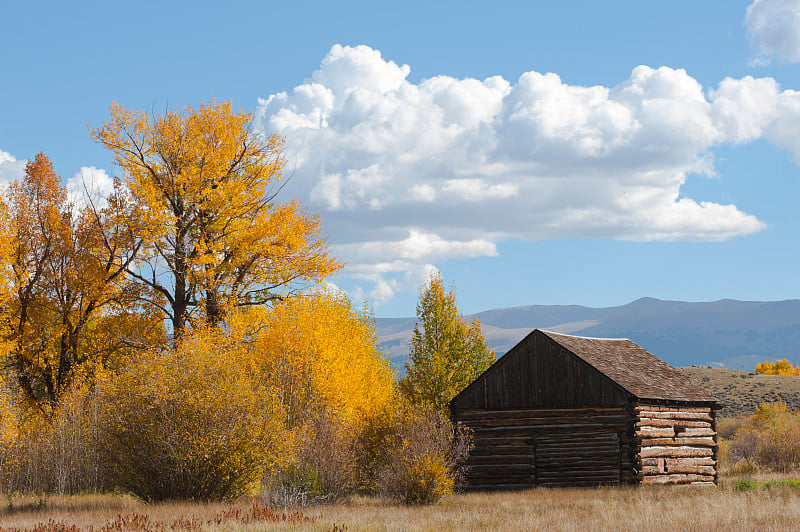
[366,400,470,504]
[96,329,288,502]
[388,452,455,505]
[264,408,359,503]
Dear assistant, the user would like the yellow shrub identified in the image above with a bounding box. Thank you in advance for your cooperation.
[365,399,469,504]
[397,453,454,505]
[96,328,288,501]
[756,418,800,471]
[724,401,800,472]
[753,400,789,430]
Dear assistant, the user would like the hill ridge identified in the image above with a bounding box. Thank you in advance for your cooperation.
[378,297,800,372]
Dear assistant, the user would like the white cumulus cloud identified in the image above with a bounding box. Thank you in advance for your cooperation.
[0,149,26,188]
[745,0,800,64]
[255,45,798,305]
[339,230,498,264]
[66,166,115,209]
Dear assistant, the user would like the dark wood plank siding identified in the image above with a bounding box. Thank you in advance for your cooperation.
[535,432,620,487]
[451,331,630,410]
[454,407,638,490]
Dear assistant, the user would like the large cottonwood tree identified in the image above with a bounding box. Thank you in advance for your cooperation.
[92,100,340,338]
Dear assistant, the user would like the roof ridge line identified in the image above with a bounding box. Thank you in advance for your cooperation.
[539,329,631,341]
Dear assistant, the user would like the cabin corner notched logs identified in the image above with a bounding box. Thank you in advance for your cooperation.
[449,329,719,490]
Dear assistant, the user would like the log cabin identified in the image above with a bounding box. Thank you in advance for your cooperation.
[449,329,718,489]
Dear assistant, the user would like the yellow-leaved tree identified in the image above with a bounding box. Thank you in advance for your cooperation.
[1,153,160,412]
[213,292,396,497]
[91,100,341,339]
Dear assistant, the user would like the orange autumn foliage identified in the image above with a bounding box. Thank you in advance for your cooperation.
[756,358,800,377]
[0,100,466,502]
[1,153,161,412]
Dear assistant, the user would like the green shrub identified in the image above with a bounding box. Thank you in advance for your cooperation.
[734,478,800,491]
[96,333,288,502]
[735,478,758,491]
[762,479,800,489]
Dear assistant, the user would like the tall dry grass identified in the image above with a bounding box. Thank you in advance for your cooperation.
[2,473,800,531]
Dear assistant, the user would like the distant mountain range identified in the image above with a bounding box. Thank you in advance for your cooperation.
[377,297,800,374]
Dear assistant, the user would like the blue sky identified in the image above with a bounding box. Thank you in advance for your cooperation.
[1,0,799,317]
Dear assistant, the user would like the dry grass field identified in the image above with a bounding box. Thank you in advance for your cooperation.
[2,473,800,532]
[679,366,800,417]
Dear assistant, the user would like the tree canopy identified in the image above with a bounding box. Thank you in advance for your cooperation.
[0,101,465,503]
[1,153,157,412]
[91,100,341,338]
[400,273,495,411]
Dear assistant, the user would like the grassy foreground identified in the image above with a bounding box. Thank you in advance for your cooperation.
[2,474,800,532]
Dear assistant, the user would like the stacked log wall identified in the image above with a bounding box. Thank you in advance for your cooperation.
[635,404,717,486]
[454,406,638,490]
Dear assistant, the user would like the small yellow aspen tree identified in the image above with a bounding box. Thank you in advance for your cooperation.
[92,100,341,338]
[400,273,495,411]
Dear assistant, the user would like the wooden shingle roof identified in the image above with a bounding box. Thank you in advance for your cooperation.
[540,330,717,403]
